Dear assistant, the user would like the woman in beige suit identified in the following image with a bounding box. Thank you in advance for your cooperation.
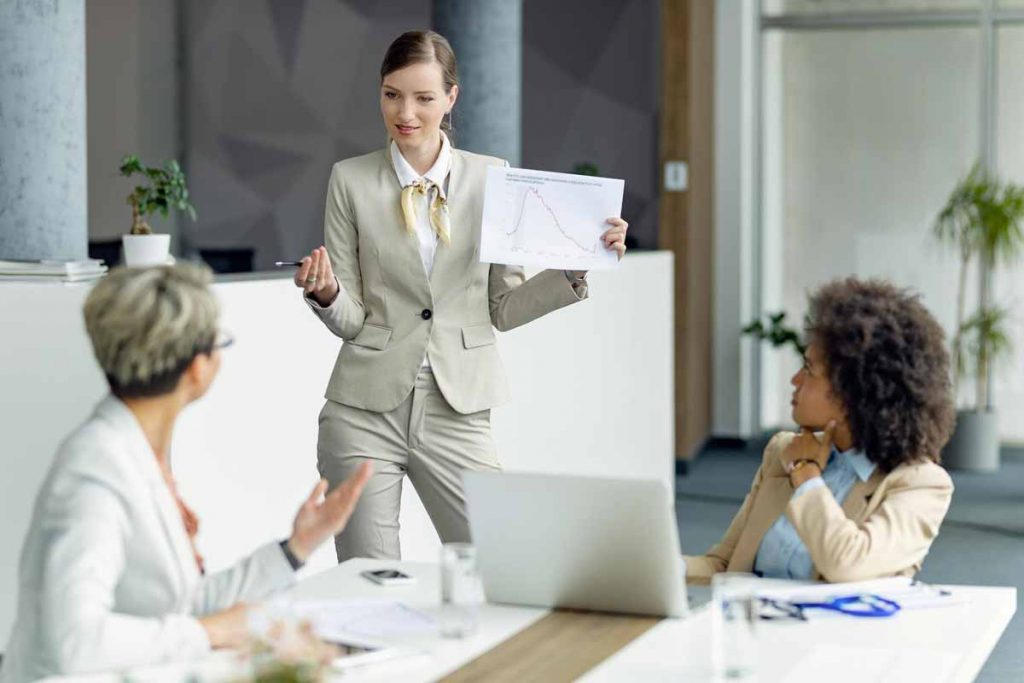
[292,30,629,561]
[686,278,956,584]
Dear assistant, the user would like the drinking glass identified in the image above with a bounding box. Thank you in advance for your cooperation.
[710,572,759,680]
[439,543,484,638]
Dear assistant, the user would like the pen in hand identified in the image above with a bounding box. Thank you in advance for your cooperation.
[274,261,302,267]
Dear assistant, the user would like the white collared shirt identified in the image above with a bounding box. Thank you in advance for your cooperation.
[390,133,452,370]
[390,132,452,278]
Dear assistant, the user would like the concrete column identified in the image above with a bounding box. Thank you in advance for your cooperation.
[433,0,522,165]
[0,0,87,262]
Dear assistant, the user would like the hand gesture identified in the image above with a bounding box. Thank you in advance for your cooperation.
[780,421,835,475]
[293,246,339,307]
[602,217,629,260]
[287,462,373,562]
[199,602,250,650]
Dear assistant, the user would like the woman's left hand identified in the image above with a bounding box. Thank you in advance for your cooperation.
[602,217,629,260]
[780,421,835,477]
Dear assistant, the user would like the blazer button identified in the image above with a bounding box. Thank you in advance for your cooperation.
[421,308,432,320]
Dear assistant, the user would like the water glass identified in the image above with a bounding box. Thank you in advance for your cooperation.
[439,543,484,638]
[711,572,759,680]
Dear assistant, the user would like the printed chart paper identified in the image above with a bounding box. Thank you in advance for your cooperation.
[480,166,624,270]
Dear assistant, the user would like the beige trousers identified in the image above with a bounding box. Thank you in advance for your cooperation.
[316,369,501,561]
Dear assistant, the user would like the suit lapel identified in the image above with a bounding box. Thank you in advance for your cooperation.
[379,148,433,291]
[729,475,795,571]
[842,468,885,521]
[429,150,463,291]
[99,397,199,599]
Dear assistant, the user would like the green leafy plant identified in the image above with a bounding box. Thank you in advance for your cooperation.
[934,164,1024,410]
[239,619,336,683]
[742,311,806,358]
[119,154,196,235]
[957,306,1014,411]
[572,161,600,176]
[247,660,322,683]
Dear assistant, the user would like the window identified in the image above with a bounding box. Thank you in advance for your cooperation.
[755,2,1024,439]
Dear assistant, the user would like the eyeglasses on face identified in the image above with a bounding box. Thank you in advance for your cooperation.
[213,329,235,350]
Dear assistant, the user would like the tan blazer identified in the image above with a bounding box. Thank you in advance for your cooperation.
[684,432,954,584]
[308,147,585,415]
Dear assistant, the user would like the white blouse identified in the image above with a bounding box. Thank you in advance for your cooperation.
[389,132,452,278]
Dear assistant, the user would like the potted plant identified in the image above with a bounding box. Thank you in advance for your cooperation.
[119,154,196,267]
[934,165,1024,471]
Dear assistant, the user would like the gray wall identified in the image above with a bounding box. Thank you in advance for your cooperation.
[85,0,659,267]
[522,0,659,250]
[182,0,431,269]
[86,0,179,242]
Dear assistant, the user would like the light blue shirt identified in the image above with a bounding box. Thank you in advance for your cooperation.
[753,447,876,580]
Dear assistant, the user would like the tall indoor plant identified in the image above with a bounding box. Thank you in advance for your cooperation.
[934,165,1024,470]
[119,154,196,266]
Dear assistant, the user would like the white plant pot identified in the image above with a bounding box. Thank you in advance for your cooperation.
[122,234,171,267]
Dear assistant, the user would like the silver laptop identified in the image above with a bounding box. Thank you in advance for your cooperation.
[463,471,689,618]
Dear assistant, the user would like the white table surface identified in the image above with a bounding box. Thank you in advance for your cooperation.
[39,560,1016,683]
[284,558,550,682]
[583,584,1017,683]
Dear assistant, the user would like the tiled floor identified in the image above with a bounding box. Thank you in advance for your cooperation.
[675,441,1024,682]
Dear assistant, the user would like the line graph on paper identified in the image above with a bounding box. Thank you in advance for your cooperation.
[480,166,624,271]
[506,186,599,255]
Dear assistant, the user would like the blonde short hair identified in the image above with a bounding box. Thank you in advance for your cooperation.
[83,263,219,397]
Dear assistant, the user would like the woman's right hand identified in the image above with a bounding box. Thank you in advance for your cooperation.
[294,246,340,307]
[199,602,250,649]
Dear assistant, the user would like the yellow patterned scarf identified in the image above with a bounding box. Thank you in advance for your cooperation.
[400,178,451,246]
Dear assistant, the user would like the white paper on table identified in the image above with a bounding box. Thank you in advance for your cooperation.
[290,599,435,641]
[782,644,959,683]
[479,166,624,270]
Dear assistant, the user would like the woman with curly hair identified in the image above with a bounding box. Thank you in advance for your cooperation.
[685,277,956,583]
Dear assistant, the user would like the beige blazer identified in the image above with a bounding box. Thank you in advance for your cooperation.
[308,147,585,415]
[684,432,954,584]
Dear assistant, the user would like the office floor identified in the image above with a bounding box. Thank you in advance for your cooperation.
[676,441,1024,682]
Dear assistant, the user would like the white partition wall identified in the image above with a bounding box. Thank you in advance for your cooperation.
[0,251,673,645]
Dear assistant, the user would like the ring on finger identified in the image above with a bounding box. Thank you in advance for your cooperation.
[305,277,317,284]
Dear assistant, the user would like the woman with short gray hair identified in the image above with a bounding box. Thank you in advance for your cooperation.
[0,264,371,683]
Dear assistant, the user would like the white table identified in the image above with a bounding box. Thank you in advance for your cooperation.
[285,558,550,682]
[39,559,1016,682]
[312,561,1015,682]
[583,584,1017,683]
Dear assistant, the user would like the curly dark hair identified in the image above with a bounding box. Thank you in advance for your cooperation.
[805,278,955,472]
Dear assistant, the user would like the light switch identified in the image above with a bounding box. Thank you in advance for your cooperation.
[664,161,688,192]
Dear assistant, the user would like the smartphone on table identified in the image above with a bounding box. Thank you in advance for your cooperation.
[360,568,416,586]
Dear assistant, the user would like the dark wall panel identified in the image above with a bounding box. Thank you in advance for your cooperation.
[183,0,659,268]
[523,0,660,249]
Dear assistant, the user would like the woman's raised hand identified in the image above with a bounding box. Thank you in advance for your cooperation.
[780,421,835,474]
[602,217,629,260]
[294,246,340,307]
[286,462,373,562]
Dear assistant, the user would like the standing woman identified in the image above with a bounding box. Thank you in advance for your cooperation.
[294,30,629,561]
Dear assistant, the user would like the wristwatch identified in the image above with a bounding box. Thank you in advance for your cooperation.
[786,458,820,474]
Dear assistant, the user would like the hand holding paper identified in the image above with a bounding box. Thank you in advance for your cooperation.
[480,167,626,270]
